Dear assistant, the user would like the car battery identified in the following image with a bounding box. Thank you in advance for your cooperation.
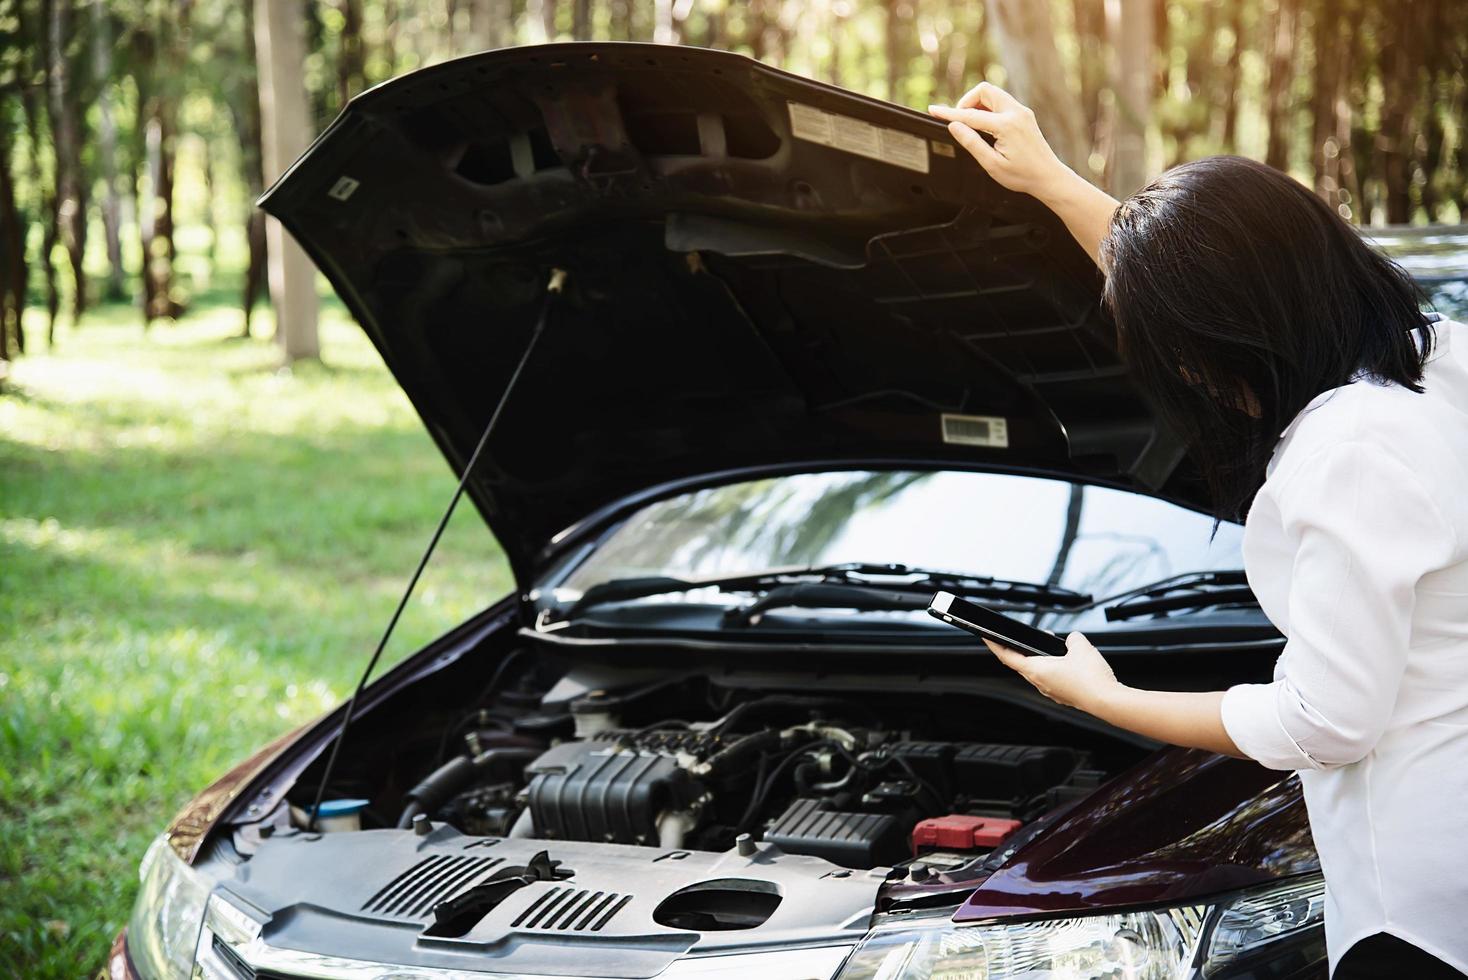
[910,814,1023,855]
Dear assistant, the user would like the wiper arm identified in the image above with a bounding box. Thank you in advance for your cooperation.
[561,562,1091,620]
[1102,569,1257,622]
[720,583,928,628]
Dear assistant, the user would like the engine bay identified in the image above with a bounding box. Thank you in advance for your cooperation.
[278,649,1135,877]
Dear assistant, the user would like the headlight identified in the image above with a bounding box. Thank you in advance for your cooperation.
[835,874,1325,980]
[1203,874,1325,975]
[836,906,1209,980]
[127,836,213,980]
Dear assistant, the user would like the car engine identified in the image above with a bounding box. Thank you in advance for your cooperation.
[395,676,1104,871]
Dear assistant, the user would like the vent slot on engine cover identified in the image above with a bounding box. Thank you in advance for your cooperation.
[513,886,633,932]
[362,855,505,919]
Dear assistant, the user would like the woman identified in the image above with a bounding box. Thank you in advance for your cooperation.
[928,84,1468,979]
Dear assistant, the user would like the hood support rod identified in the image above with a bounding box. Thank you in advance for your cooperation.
[307,267,568,830]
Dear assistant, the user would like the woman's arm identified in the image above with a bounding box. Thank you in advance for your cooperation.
[929,82,1120,267]
[987,443,1454,763]
[983,634,1246,757]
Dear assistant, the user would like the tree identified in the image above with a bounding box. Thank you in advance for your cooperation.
[337,0,367,103]
[255,0,320,362]
[91,0,127,301]
[18,80,61,347]
[982,0,1089,172]
[469,0,510,49]
[0,116,27,364]
[135,1,188,325]
[1107,0,1154,194]
[45,0,89,321]
[233,0,269,338]
[1263,0,1299,171]
[1219,0,1247,152]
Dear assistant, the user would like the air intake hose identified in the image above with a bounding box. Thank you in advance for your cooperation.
[396,747,541,829]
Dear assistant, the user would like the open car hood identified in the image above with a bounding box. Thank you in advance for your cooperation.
[261,42,1190,580]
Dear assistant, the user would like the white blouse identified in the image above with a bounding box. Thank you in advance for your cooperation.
[1221,315,1468,976]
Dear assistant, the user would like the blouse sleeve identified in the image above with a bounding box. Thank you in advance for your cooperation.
[1220,440,1457,771]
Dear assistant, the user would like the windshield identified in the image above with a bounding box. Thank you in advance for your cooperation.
[552,470,1245,631]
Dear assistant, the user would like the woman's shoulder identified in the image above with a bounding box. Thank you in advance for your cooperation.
[1283,320,1465,449]
[1269,340,1468,502]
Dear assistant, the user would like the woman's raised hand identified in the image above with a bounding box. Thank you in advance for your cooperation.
[928,81,1072,199]
[930,81,1120,266]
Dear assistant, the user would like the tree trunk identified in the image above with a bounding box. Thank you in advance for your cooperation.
[46,0,89,322]
[1333,0,1365,221]
[234,0,268,338]
[1310,0,1342,201]
[139,100,183,324]
[255,0,321,362]
[1106,0,1154,194]
[338,0,366,102]
[940,2,973,100]
[0,125,27,362]
[1072,0,1106,163]
[1414,0,1447,220]
[381,0,398,73]
[19,87,61,346]
[1220,0,1246,152]
[744,0,768,59]
[983,0,1089,173]
[572,0,591,40]
[1375,1,1414,223]
[1165,0,1218,167]
[91,0,126,301]
[1263,0,1298,171]
[469,0,510,48]
[884,0,908,102]
[702,0,726,52]
[202,136,219,276]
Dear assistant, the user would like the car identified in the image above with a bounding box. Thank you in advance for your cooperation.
[110,41,1468,980]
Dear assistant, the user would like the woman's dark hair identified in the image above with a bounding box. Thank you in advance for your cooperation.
[1101,155,1432,520]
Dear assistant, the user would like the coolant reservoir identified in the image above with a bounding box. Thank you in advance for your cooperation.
[315,798,370,833]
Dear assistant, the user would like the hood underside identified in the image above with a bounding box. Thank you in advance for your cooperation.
[261,42,1189,578]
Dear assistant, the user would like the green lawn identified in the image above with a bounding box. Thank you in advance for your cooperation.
[0,296,512,977]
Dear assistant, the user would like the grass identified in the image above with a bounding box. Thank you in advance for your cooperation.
[0,291,512,977]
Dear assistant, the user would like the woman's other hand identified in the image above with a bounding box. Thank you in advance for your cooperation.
[928,82,1071,199]
[985,632,1247,758]
[982,631,1119,712]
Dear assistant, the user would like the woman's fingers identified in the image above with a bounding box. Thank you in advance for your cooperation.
[982,636,1032,675]
[931,79,1070,199]
[981,631,1119,713]
[945,120,1003,171]
[926,103,1004,135]
[957,79,1020,112]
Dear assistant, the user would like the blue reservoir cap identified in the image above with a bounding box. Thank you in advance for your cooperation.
[316,798,370,817]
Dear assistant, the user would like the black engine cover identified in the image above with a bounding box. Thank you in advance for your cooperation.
[763,797,907,867]
[525,739,705,846]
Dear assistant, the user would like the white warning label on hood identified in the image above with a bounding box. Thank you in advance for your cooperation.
[787,101,930,174]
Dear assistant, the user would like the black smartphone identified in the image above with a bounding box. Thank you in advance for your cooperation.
[927,591,1068,657]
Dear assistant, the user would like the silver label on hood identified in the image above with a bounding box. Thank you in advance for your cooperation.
[787,101,930,174]
[941,413,1010,448]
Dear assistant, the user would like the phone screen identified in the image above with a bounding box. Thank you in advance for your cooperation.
[927,591,1068,657]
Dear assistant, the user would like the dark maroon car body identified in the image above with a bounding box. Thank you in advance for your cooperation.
[113,43,1328,980]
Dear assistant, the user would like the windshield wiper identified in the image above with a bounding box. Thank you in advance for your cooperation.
[561,562,1092,622]
[1102,570,1257,622]
[720,583,931,628]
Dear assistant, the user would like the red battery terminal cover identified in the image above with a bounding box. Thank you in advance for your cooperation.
[911,814,1023,855]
